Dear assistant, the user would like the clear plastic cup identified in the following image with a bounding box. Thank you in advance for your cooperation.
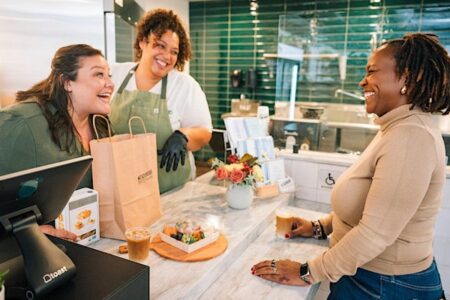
[275,208,294,238]
[125,227,150,264]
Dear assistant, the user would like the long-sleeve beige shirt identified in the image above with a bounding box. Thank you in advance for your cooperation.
[309,104,447,282]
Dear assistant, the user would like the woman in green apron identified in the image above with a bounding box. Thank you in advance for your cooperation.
[109,9,212,194]
[0,44,115,240]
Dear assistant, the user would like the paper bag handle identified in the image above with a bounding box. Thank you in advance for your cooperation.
[92,114,112,141]
[128,116,147,137]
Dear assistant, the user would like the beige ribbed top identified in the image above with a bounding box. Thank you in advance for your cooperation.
[309,104,446,282]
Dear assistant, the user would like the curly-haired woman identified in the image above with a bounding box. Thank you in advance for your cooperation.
[109,9,212,194]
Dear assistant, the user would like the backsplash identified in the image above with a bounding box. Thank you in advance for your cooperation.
[189,0,450,160]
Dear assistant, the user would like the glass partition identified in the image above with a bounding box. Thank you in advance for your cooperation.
[272,13,349,104]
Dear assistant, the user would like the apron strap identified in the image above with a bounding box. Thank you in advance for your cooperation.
[161,76,168,100]
[117,64,138,94]
[117,64,168,99]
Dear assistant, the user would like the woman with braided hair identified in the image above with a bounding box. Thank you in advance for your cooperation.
[253,33,449,299]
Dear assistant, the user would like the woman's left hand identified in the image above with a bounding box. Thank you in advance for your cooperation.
[251,259,310,286]
[40,225,78,242]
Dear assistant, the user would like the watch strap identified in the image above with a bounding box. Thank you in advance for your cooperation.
[299,262,312,284]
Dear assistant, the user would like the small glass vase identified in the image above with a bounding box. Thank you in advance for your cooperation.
[225,184,254,209]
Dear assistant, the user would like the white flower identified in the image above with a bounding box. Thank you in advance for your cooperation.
[252,165,264,182]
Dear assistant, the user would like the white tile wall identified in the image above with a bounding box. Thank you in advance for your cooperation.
[292,161,318,188]
[285,160,319,201]
[435,178,450,297]
[435,207,450,238]
[434,235,450,266]
[437,264,450,299]
[442,178,450,209]
[295,186,317,201]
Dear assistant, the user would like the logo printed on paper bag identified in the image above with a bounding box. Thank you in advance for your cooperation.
[138,169,152,183]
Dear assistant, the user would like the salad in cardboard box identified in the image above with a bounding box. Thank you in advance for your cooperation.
[160,220,219,253]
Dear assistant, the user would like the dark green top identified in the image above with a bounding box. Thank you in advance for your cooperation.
[0,101,92,188]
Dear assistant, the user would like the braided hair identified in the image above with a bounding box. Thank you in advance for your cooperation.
[134,9,191,71]
[383,33,450,115]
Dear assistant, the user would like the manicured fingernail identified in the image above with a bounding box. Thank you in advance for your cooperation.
[285,233,290,238]
[252,271,255,275]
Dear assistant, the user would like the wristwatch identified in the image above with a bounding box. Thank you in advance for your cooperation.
[299,262,312,284]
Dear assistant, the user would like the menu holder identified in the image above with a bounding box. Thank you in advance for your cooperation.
[255,184,279,198]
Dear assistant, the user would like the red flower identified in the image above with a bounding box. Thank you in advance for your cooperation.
[215,167,228,181]
[227,154,239,163]
[242,163,251,175]
[229,169,245,183]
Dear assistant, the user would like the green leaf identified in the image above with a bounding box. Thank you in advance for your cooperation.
[0,269,9,286]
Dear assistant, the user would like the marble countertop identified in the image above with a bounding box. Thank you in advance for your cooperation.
[200,206,329,300]
[89,174,294,299]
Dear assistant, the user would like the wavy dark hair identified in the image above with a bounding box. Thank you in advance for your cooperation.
[134,9,191,71]
[16,44,110,153]
[383,33,450,115]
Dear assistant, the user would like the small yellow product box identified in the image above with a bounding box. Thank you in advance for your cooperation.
[55,188,100,246]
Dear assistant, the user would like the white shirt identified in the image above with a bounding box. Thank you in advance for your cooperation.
[111,62,212,132]
[110,62,212,179]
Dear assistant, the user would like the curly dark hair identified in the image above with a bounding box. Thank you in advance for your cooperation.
[16,44,110,153]
[134,9,191,71]
[383,33,450,115]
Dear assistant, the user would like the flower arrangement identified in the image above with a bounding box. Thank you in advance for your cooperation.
[209,153,264,187]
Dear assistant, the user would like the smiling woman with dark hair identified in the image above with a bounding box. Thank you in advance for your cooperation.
[0,44,115,241]
[252,33,449,299]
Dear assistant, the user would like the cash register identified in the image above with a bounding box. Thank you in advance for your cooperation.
[0,156,149,299]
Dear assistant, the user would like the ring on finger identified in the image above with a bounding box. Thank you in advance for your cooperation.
[271,259,277,273]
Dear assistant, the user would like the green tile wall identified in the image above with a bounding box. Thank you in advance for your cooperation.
[189,0,450,161]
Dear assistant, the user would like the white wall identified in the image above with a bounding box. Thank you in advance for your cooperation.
[0,0,105,107]
[135,0,189,30]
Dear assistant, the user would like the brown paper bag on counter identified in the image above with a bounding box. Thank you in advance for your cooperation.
[90,115,162,240]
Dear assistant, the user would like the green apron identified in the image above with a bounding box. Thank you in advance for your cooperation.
[109,65,191,194]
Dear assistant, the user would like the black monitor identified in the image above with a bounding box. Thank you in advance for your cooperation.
[0,156,92,299]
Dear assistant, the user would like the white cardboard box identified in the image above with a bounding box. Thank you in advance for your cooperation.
[55,188,100,246]
[160,231,219,253]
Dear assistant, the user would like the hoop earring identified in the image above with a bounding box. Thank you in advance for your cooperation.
[400,86,407,95]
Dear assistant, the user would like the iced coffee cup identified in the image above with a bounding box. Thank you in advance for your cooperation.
[275,208,294,238]
[125,227,151,263]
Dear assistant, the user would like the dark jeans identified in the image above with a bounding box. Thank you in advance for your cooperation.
[328,259,446,300]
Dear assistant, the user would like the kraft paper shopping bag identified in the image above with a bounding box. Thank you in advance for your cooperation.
[90,115,162,240]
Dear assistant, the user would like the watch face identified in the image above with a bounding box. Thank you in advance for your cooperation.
[300,263,309,276]
[300,263,311,284]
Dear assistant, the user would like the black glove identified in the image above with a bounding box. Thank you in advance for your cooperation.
[158,130,188,172]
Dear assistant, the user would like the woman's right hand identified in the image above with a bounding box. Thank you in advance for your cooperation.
[287,217,314,239]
